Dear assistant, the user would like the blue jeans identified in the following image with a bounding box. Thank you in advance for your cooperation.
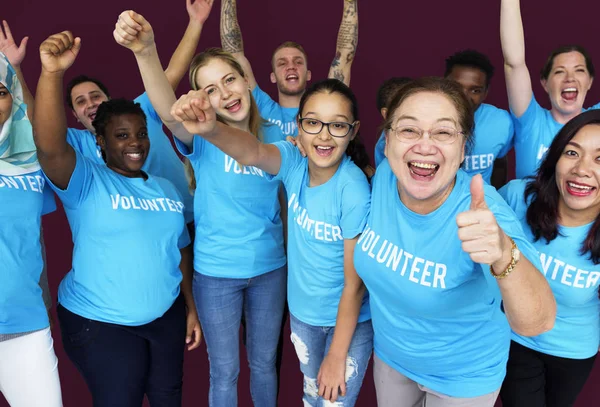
[290,314,373,407]
[193,266,286,407]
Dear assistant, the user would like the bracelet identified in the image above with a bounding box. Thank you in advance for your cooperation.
[489,237,518,279]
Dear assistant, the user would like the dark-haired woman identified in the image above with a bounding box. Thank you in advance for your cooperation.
[499,109,600,407]
[169,78,373,407]
[354,77,556,407]
[33,32,201,407]
[501,0,600,179]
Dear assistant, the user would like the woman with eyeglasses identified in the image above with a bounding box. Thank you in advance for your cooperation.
[353,77,556,407]
[167,78,373,407]
[114,11,286,407]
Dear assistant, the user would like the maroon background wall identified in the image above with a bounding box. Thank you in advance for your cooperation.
[3,0,600,405]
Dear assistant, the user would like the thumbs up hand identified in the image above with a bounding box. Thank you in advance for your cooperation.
[456,174,509,267]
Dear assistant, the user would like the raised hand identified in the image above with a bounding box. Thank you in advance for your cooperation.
[113,10,154,55]
[456,174,508,268]
[171,90,218,136]
[39,31,81,74]
[0,20,28,67]
[187,0,214,25]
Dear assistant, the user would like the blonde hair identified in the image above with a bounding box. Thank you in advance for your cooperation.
[183,158,196,195]
[189,48,264,141]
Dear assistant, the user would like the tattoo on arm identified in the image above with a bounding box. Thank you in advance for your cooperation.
[330,0,358,79]
[221,0,244,53]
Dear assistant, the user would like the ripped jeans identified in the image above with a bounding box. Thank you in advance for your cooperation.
[290,314,373,407]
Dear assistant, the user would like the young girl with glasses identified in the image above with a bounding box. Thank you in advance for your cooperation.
[171,78,373,407]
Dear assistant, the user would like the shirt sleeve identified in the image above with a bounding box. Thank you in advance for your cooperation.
[265,140,304,185]
[252,85,277,115]
[134,92,162,124]
[178,224,192,249]
[374,132,386,167]
[340,171,371,239]
[175,135,205,161]
[41,186,56,216]
[512,94,544,144]
[45,151,95,209]
[486,186,541,271]
[497,110,516,158]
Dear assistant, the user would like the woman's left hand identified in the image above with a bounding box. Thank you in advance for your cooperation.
[456,174,509,269]
[0,20,28,67]
[317,352,347,402]
[185,310,202,351]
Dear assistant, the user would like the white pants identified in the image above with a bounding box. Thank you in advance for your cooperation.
[0,328,63,406]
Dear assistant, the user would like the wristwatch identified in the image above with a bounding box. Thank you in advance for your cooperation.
[490,236,520,279]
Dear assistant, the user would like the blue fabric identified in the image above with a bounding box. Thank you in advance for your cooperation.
[290,314,373,407]
[0,53,40,176]
[462,104,514,183]
[48,152,190,326]
[193,266,286,407]
[66,92,193,223]
[252,85,298,141]
[0,170,55,334]
[513,95,600,179]
[267,141,371,326]
[499,179,600,359]
[354,160,543,397]
[374,131,386,168]
[175,131,286,279]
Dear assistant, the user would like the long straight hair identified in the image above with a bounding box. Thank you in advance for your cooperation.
[525,109,600,264]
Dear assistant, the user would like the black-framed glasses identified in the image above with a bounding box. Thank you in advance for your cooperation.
[298,117,356,138]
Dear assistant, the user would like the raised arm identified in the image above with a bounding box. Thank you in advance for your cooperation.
[33,32,80,189]
[0,20,33,118]
[220,0,257,89]
[501,0,533,117]
[164,0,214,90]
[114,10,193,146]
[171,90,281,174]
[328,0,358,86]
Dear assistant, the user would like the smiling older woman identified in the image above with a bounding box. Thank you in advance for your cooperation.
[353,77,556,407]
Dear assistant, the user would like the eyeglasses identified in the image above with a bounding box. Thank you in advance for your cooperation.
[389,125,463,144]
[298,118,356,138]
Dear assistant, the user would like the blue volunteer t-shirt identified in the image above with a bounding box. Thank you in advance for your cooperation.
[252,85,298,141]
[513,95,600,179]
[48,152,190,326]
[66,92,193,223]
[354,160,542,397]
[500,179,600,359]
[374,131,386,168]
[462,104,514,183]
[175,130,286,279]
[0,170,55,334]
[267,141,371,326]
[374,104,515,183]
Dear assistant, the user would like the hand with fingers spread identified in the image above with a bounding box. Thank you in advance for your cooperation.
[187,0,215,25]
[113,10,155,55]
[171,90,218,136]
[0,20,28,67]
[39,31,81,74]
[456,174,510,270]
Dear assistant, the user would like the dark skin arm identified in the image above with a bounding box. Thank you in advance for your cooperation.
[491,156,509,189]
